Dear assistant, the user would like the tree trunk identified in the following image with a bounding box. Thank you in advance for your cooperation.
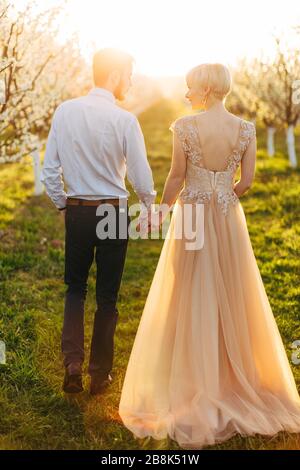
[286,125,298,168]
[267,127,275,157]
[32,149,44,196]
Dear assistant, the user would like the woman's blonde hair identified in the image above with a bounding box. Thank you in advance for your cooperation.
[186,63,232,101]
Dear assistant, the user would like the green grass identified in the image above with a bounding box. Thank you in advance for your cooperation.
[0,100,300,450]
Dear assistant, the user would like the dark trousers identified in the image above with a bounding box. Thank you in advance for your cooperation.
[61,202,130,376]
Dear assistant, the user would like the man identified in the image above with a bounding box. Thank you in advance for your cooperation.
[41,48,156,395]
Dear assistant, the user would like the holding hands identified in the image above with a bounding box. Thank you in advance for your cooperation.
[136,204,171,236]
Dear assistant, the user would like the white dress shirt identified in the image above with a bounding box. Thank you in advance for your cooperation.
[41,87,157,210]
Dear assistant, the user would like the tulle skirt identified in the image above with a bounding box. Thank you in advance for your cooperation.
[119,194,300,449]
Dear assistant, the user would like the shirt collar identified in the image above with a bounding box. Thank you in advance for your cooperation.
[88,87,116,103]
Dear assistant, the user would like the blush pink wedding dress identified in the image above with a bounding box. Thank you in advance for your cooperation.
[119,115,300,449]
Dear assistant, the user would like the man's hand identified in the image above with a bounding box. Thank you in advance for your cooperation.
[136,208,152,234]
[143,210,165,234]
[136,205,169,235]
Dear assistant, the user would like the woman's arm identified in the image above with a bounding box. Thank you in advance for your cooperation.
[141,124,186,233]
[234,132,257,198]
[159,130,186,211]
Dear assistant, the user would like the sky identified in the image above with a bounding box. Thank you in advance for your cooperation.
[16,0,300,76]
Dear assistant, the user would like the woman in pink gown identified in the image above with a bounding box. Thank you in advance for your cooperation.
[118,63,300,449]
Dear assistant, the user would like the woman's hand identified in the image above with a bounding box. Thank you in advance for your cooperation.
[233,181,251,198]
[146,205,171,234]
[136,205,172,235]
[136,208,152,234]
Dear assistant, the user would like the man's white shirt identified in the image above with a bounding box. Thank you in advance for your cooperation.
[41,87,156,210]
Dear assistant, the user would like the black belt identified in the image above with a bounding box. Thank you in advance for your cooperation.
[66,197,124,207]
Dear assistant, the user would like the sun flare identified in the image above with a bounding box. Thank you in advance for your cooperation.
[57,0,300,76]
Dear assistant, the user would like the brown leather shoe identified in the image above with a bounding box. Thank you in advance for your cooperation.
[90,373,112,396]
[63,363,83,394]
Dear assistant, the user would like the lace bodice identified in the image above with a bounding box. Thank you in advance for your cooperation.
[169,115,256,215]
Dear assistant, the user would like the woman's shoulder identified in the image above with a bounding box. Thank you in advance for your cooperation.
[240,118,256,138]
[226,113,256,138]
[169,114,195,132]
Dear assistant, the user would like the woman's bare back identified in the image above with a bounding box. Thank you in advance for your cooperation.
[194,111,243,172]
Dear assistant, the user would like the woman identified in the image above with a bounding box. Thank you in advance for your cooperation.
[119,63,300,449]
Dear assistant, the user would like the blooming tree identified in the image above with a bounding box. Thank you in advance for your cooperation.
[231,31,300,165]
[0,0,88,195]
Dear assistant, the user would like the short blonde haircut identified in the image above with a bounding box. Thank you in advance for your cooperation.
[186,63,232,100]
